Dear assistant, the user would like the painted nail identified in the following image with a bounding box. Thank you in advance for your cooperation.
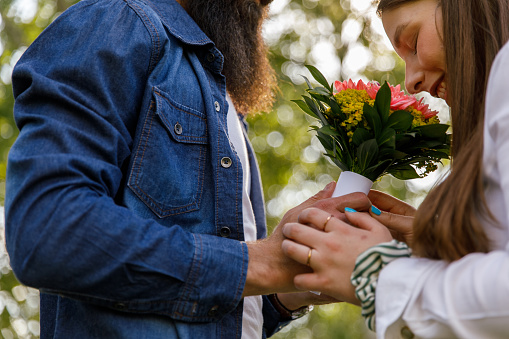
[344,207,357,213]
[371,205,381,216]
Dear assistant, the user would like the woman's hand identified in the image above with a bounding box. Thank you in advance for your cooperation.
[368,190,416,245]
[281,207,393,304]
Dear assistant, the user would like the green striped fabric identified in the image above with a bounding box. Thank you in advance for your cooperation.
[350,240,412,331]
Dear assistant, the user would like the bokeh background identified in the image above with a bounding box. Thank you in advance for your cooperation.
[0,0,449,337]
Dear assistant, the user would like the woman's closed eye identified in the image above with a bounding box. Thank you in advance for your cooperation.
[413,33,419,55]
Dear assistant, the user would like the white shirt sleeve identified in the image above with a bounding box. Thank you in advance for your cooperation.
[375,42,509,339]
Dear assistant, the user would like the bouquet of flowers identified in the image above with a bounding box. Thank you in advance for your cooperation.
[293,65,450,197]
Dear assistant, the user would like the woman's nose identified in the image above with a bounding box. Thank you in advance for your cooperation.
[404,62,424,94]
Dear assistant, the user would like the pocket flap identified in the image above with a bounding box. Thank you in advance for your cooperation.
[153,87,208,144]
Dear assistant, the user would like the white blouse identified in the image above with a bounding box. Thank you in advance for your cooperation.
[375,41,509,338]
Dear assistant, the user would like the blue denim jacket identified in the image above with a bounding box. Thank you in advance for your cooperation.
[5,0,286,337]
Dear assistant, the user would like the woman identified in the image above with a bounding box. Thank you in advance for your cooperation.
[281,0,509,337]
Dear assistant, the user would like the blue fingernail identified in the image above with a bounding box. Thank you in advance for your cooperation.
[371,205,381,216]
[345,207,357,213]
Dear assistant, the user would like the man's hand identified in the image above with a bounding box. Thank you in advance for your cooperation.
[242,182,371,297]
[276,291,339,311]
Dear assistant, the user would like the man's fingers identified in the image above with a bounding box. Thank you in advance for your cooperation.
[293,273,324,292]
[307,181,336,203]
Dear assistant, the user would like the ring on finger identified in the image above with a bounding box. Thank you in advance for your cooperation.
[306,248,313,266]
[323,214,334,231]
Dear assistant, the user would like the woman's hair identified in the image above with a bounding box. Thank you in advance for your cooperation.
[378,0,509,261]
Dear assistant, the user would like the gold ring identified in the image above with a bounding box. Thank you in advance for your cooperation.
[323,215,333,231]
[306,248,312,266]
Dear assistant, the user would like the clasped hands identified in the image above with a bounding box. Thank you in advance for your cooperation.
[243,182,414,310]
[279,184,415,308]
[281,187,415,305]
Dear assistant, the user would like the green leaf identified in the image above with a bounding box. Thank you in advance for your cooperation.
[307,90,331,105]
[317,125,338,137]
[411,140,443,149]
[317,134,334,153]
[377,127,396,148]
[388,164,421,180]
[304,96,328,126]
[375,81,391,124]
[292,99,317,118]
[386,110,413,131]
[413,124,450,138]
[418,150,450,159]
[364,159,393,181]
[329,156,349,172]
[382,149,408,160]
[352,128,372,146]
[301,75,313,90]
[363,103,382,136]
[308,87,330,96]
[357,139,379,172]
[305,65,332,92]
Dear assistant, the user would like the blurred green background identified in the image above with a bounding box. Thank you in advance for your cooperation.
[0,0,449,337]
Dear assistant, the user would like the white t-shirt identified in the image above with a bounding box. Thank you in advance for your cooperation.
[226,94,264,339]
[375,41,509,338]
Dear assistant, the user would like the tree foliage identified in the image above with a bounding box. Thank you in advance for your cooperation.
[0,0,439,338]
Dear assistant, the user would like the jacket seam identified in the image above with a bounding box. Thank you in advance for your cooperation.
[123,0,161,74]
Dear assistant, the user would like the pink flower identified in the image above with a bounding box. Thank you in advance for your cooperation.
[334,79,372,92]
[334,80,417,111]
[387,84,417,111]
[411,97,439,119]
[334,79,381,101]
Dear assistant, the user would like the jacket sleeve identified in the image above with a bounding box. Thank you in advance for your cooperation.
[375,42,509,339]
[5,0,247,322]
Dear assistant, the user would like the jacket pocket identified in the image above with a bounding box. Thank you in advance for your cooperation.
[128,87,208,218]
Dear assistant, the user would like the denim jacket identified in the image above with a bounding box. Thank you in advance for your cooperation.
[5,0,286,337]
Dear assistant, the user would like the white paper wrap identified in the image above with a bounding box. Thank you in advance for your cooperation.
[332,171,373,197]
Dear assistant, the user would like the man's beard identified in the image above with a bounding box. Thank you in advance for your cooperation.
[185,0,277,115]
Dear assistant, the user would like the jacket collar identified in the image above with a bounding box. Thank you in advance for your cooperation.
[144,0,213,46]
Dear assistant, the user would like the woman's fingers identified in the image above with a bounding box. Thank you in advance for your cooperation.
[281,239,315,266]
[342,208,380,230]
[296,207,341,232]
[369,206,414,231]
[343,208,393,243]
[369,206,414,244]
[368,189,416,216]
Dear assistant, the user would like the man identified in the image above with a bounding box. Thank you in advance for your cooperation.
[5,0,367,337]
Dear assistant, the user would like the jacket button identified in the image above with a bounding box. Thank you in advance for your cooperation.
[208,305,219,317]
[400,326,414,339]
[214,101,221,112]
[220,226,231,237]
[207,53,215,62]
[174,122,183,135]
[221,157,232,168]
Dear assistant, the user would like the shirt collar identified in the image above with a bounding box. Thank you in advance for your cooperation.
[144,0,213,47]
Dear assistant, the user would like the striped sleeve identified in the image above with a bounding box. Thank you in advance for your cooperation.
[350,240,411,331]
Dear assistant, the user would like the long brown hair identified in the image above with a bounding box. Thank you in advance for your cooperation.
[378,0,509,261]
